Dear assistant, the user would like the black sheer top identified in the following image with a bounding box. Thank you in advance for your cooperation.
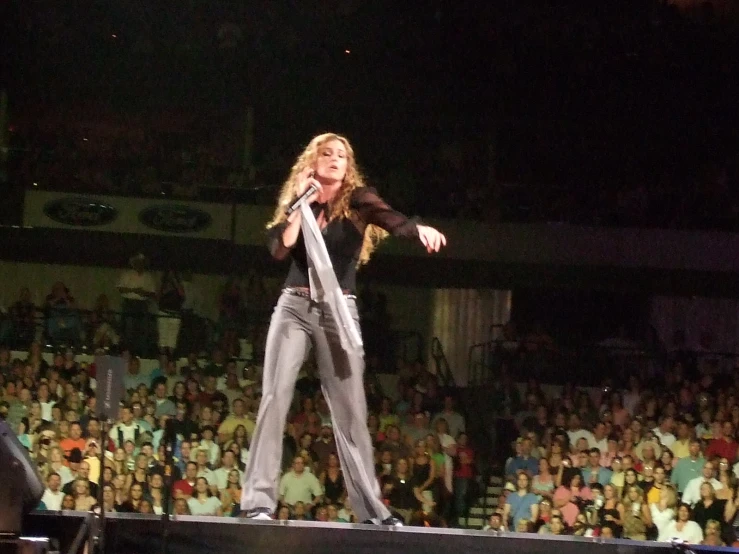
[267,187,419,293]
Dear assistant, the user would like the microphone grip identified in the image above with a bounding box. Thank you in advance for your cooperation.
[285,183,318,216]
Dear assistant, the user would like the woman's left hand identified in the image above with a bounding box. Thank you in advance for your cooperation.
[417,225,447,253]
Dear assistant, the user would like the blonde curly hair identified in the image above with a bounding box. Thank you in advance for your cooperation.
[267,133,388,265]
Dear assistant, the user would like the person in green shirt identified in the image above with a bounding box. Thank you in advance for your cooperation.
[670,439,705,493]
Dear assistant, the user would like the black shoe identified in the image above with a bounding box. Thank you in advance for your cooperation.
[381,517,403,527]
[242,508,272,520]
[362,517,403,527]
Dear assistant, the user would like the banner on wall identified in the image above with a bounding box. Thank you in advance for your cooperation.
[23,190,232,240]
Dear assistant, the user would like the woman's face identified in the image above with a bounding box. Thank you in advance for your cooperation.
[113,474,125,490]
[75,481,88,496]
[538,458,549,474]
[625,470,637,483]
[130,485,143,499]
[228,469,240,483]
[677,505,689,521]
[196,478,208,493]
[114,448,126,461]
[175,499,188,514]
[628,487,640,502]
[103,486,115,503]
[570,474,581,488]
[62,495,76,509]
[150,474,163,489]
[397,458,409,474]
[328,453,339,468]
[604,485,615,499]
[700,483,712,499]
[314,139,348,183]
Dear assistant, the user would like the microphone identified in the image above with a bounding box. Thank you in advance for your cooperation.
[285,173,318,216]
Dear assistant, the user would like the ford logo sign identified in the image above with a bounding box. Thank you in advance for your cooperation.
[43,197,118,227]
[138,204,212,233]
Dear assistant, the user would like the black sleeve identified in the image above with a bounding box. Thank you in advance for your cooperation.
[266,222,292,260]
[350,187,419,238]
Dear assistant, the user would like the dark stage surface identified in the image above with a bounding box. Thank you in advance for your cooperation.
[23,511,730,554]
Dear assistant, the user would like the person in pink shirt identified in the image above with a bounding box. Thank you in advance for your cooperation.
[553,471,593,527]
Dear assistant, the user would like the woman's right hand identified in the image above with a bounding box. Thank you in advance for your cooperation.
[295,166,322,202]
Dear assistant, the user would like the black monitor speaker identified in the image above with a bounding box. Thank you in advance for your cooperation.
[0,419,44,536]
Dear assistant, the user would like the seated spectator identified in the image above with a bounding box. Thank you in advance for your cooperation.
[682,461,722,507]
[62,460,98,498]
[582,448,612,487]
[61,494,76,511]
[60,422,86,460]
[279,456,324,511]
[319,453,347,506]
[118,483,146,513]
[504,471,539,531]
[506,437,539,479]
[40,473,64,511]
[108,405,144,449]
[650,484,677,539]
[72,478,98,512]
[553,471,592,527]
[706,421,738,462]
[658,503,703,543]
[123,358,151,393]
[691,482,736,545]
[172,462,198,499]
[621,485,652,540]
[187,477,223,516]
[217,398,254,444]
[702,519,725,547]
[538,514,565,535]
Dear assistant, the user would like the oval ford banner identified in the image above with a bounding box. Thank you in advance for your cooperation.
[43,197,119,227]
[138,204,213,233]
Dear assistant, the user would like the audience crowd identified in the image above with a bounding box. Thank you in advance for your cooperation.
[488,360,739,546]
[0,337,471,527]
[2,265,739,545]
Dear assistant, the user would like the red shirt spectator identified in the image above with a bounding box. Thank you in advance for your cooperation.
[172,462,198,499]
[705,422,739,462]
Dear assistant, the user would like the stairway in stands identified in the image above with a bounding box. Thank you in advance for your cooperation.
[456,475,504,529]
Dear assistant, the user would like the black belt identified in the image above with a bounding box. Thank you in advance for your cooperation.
[282,287,356,300]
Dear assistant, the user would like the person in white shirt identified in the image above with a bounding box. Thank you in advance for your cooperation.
[117,253,156,355]
[198,427,221,466]
[279,456,324,509]
[588,422,608,452]
[108,406,143,448]
[650,484,677,539]
[41,473,64,511]
[37,383,56,422]
[652,416,676,449]
[681,461,723,507]
[566,414,594,450]
[194,448,217,488]
[658,502,704,543]
[212,450,242,491]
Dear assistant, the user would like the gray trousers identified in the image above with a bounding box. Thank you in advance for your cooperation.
[241,292,390,522]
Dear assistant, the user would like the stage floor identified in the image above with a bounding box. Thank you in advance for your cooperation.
[23,511,723,554]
